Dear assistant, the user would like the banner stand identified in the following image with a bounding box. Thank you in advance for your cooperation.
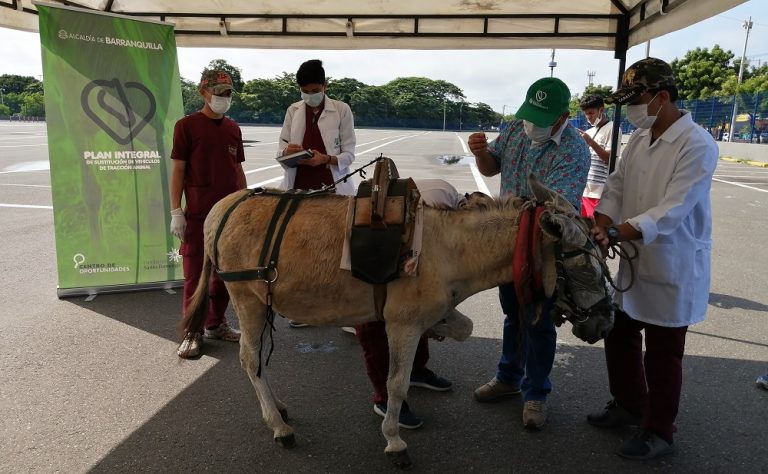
[36,2,185,298]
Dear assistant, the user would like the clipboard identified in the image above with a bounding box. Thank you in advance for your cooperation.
[276,149,313,168]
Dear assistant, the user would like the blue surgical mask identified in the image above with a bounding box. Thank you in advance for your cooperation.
[523,120,553,144]
[301,91,324,107]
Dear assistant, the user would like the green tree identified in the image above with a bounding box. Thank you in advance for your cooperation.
[382,77,465,127]
[670,45,736,100]
[569,84,613,117]
[20,92,45,117]
[349,85,394,126]
[180,78,203,116]
[327,77,366,105]
[0,103,10,116]
[241,73,299,123]
[0,74,38,95]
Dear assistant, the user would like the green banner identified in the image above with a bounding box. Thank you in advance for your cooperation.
[38,5,184,296]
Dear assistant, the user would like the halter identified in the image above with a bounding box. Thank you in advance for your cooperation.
[550,225,638,328]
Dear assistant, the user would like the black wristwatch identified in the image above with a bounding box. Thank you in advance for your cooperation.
[606,225,620,245]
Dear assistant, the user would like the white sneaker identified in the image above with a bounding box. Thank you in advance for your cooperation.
[204,322,240,342]
[341,326,356,335]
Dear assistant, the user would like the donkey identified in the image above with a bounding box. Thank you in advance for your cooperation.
[181,176,614,469]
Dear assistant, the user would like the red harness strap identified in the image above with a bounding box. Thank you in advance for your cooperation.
[513,204,546,306]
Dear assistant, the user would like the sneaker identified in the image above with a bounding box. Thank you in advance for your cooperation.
[373,402,424,430]
[203,322,241,342]
[177,332,202,358]
[757,374,768,390]
[523,400,547,430]
[473,378,521,402]
[618,431,675,460]
[341,326,356,335]
[410,368,452,391]
[288,320,311,328]
[587,400,642,428]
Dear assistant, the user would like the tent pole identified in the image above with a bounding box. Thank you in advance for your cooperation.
[609,15,629,174]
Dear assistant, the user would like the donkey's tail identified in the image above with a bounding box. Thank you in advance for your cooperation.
[178,250,212,341]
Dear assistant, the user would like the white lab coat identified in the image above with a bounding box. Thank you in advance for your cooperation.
[277,97,356,195]
[596,112,718,327]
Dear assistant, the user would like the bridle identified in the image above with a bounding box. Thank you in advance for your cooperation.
[550,219,638,328]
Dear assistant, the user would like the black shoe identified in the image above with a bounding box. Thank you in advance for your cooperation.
[410,368,452,391]
[587,400,642,428]
[373,402,424,429]
[618,431,675,460]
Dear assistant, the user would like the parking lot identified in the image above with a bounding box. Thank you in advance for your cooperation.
[1,121,767,473]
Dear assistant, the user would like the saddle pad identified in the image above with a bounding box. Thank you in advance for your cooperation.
[353,196,405,226]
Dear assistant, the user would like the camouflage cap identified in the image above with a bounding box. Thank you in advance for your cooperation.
[606,57,675,105]
[199,69,234,94]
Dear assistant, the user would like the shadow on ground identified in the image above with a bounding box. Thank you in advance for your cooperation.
[66,298,768,473]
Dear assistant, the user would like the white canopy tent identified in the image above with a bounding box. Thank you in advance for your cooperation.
[1,0,747,53]
[0,0,748,168]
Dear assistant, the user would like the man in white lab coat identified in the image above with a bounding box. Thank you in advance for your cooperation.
[277,59,356,196]
[587,57,718,461]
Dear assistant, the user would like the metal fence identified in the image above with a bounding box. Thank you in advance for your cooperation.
[571,91,768,144]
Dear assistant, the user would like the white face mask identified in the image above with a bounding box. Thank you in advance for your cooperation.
[588,112,603,127]
[626,93,660,129]
[523,120,553,143]
[207,95,232,115]
[301,91,325,107]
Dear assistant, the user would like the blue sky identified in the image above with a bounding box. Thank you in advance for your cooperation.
[1,1,766,113]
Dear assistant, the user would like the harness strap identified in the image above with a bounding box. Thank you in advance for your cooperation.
[213,189,258,268]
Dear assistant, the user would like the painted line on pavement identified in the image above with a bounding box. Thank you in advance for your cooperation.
[247,176,282,189]
[0,183,51,188]
[713,178,768,193]
[456,133,491,196]
[357,132,429,156]
[245,164,281,175]
[0,203,53,209]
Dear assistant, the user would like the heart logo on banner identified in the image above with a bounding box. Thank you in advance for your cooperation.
[535,90,547,103]
[80,79,157,145]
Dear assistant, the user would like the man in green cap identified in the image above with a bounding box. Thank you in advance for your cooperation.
[467,77,589,430]
[586,57,718,460]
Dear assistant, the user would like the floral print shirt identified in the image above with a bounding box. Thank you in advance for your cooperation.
[489,119,590,210]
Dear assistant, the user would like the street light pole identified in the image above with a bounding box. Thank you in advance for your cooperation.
[0,88,4,106]
[459,101,464,131]
[728,16,753,143]
[442,99,446,132]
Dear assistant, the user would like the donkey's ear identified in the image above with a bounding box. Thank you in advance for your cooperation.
[528,174,554,203]
[527,174,577,215]
[539,212,590,248]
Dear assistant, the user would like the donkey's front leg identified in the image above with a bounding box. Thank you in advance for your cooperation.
[382,323,422,469]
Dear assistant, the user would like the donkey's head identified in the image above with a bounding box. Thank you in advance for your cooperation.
[528,175,614,344]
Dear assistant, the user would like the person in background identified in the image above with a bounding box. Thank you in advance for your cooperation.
[586,57,718,461]
[355,178,463,430]
[467,77,590,431]
[276,59,356,330]
[172,69,247,358]
[577,94,614,217]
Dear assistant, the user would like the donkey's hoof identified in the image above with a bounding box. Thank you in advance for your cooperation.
[275,433,296,449]
[279,408,289,423]
[386,450,412,470]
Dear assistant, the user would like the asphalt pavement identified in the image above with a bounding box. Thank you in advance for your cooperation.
[1,121,767,473]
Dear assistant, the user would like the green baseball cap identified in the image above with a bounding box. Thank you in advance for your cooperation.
[515,77,571,127]
[199,69,234,94]
[606,57,675,105]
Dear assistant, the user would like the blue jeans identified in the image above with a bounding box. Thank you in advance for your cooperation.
[495,283,557,402]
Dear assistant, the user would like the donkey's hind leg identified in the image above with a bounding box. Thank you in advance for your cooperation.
[382,322,423,469]
[230,290,295,448]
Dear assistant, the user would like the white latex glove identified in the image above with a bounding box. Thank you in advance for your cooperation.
[170,208,186,241]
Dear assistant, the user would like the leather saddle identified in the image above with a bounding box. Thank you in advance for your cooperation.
[350,158,420,284]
